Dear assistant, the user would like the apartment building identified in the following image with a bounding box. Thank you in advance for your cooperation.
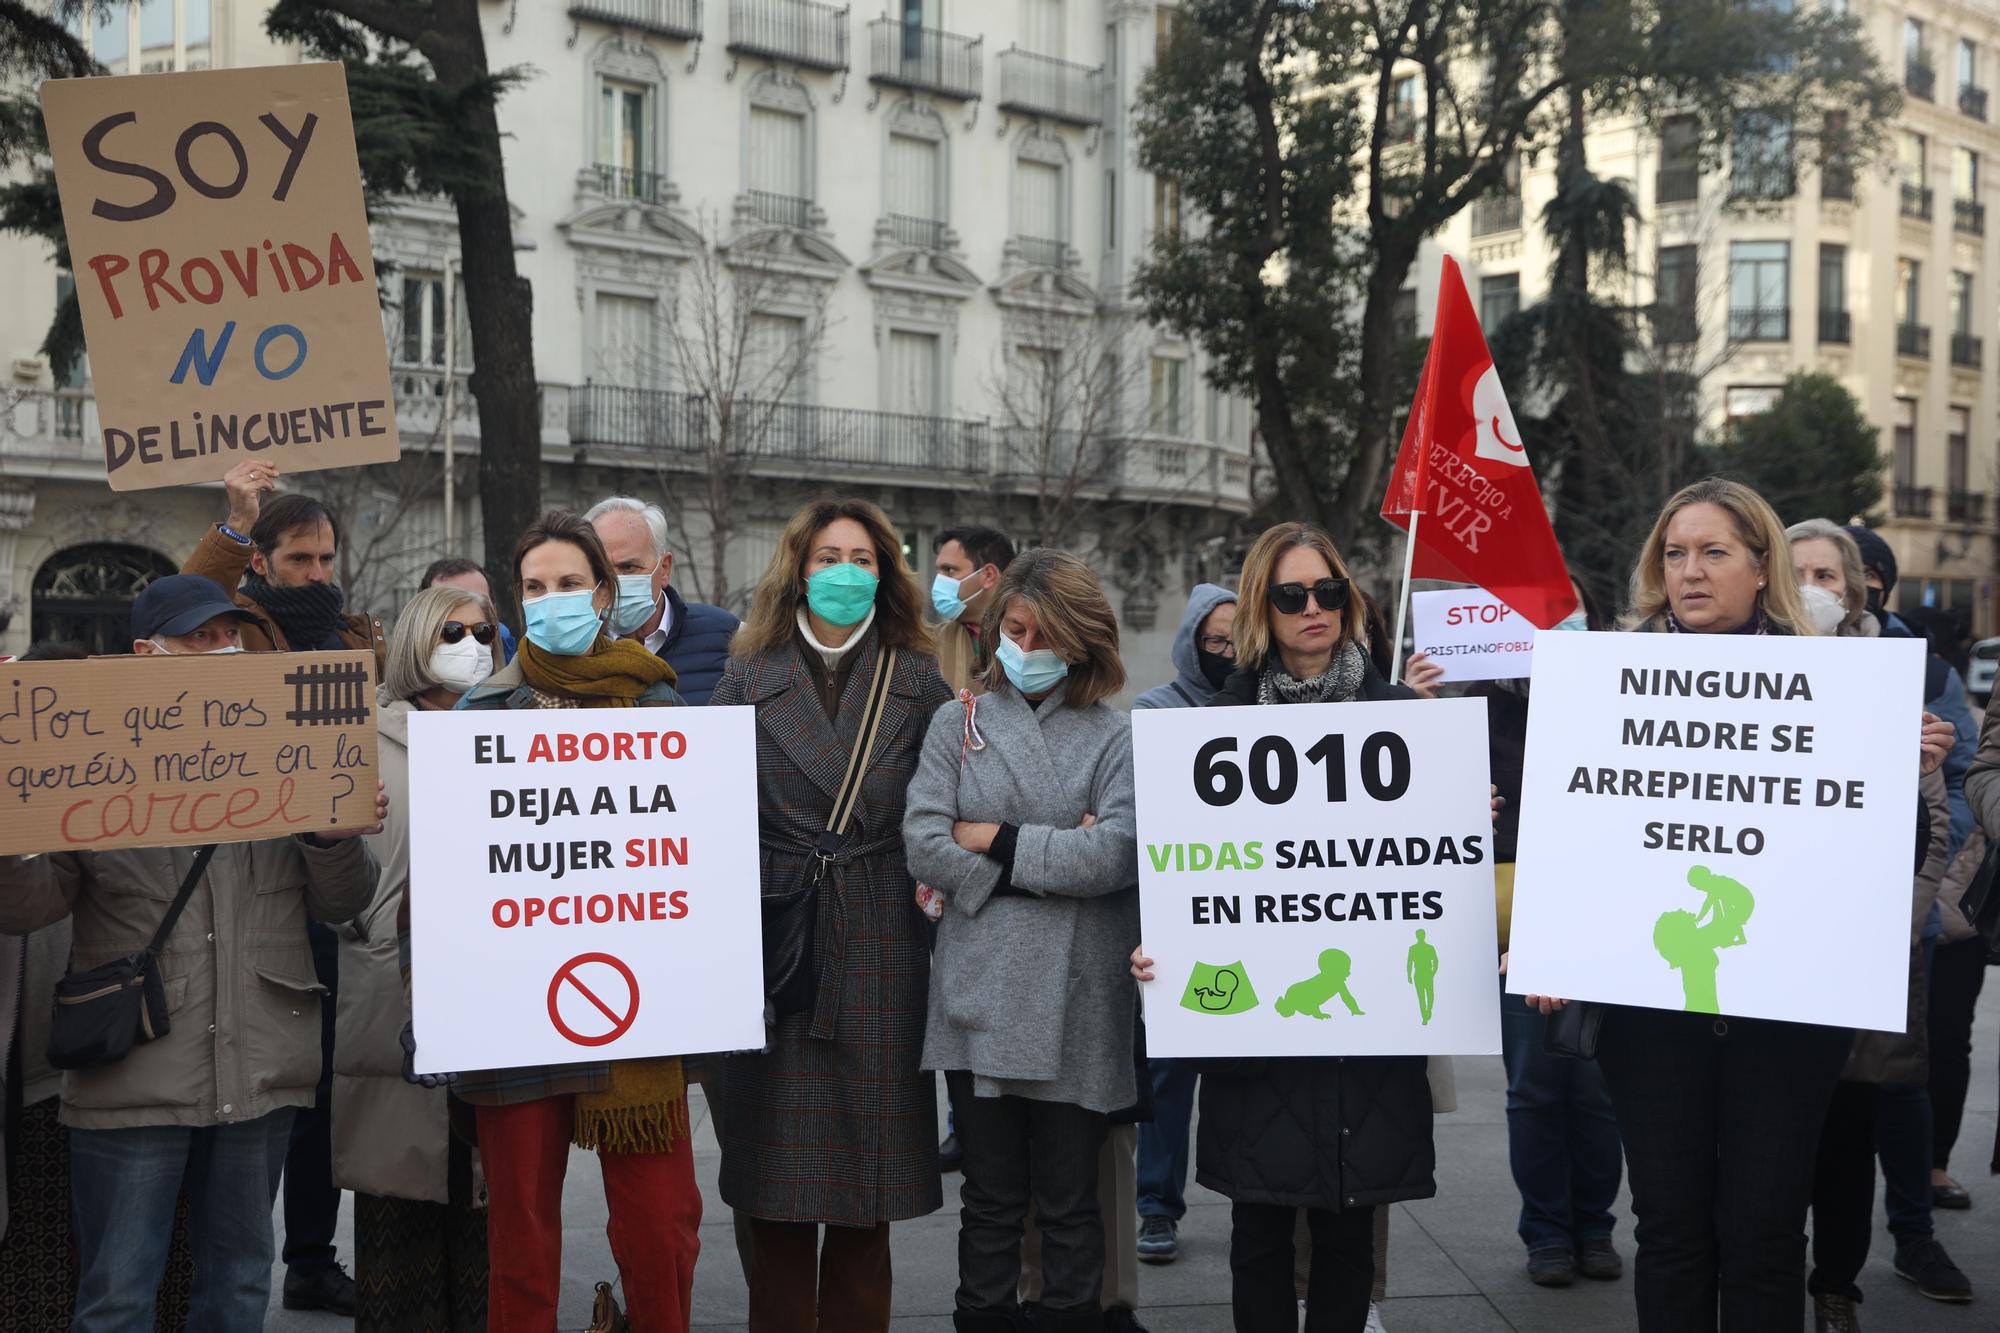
[0,0,1252,684]
[1409,0,2000,636]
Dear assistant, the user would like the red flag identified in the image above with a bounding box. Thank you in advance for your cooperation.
[1380,256,1577,629]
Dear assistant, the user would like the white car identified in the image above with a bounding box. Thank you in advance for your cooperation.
[1969,637,2000,705]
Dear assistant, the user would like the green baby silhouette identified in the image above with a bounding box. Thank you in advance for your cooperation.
[1406,929,1439,1026]
[1274,948,1365,1019]
[1653,865,1756,1014]
[1180,960,1260,1016]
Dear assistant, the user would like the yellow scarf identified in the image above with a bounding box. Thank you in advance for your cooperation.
[519,633,688,1154]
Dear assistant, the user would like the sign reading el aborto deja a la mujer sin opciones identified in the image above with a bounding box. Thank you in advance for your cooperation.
[41,62,400,491]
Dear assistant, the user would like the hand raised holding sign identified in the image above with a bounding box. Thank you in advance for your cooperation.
[1920,711,1954,777]
[222,459,278,533]
[312,780,386,842]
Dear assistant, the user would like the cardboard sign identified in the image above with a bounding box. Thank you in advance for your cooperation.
[41,64,400,491]
[0,650,378,855]
[1133,698,1501,1058]
[405,709,766,1073]
[1505,631,1925,1031]
[1411,587,1539,682]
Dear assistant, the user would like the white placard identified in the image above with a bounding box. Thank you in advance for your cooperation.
[1506,632,1924,1031]
[1410,587,1539,682]
[407,709,766,1072]
[1134,698,1501,1058]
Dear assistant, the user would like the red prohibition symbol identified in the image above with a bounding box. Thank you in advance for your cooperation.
[547,952,641,1047]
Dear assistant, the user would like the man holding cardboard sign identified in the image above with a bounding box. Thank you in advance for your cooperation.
[0,575,384,1331]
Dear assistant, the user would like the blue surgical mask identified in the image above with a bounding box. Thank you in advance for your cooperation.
[608,567,662,636]
[997,632,1069,696]
[806,564,879,627]
[1546,610,1588,632]
[523,586,604,656]
[931,571,976,621]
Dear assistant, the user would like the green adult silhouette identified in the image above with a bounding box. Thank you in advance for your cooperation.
[1406,928,1440,1025]
[1653,864,1756,1014]
[1275,948,1365,1019]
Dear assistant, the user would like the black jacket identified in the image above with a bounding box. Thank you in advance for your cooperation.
[1467,683,1529,863]
[656,585,740,706]
[1194,654,1439,1210]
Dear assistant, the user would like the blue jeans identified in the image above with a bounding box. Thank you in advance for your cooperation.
[1136,1059,1198,1221]
[69,1108,296,1333]
[1501,990,1624,1251]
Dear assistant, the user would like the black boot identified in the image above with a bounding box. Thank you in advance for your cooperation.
[954,1304,1027,1333]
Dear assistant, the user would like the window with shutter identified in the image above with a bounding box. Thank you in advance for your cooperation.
[748,106,808,221]
[887,331,942,417]
[1023,0,1066,57]
[593,294,660,390]
[1014,158,1064,249]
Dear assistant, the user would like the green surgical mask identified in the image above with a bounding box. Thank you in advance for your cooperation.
[806,563,879,627]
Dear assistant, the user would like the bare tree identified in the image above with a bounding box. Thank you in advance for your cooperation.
[639,211,834,610]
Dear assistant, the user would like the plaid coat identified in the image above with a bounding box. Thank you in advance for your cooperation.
[713,629,953,1225]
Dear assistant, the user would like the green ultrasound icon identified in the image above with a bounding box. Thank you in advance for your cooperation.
[1181,960,1260,1016]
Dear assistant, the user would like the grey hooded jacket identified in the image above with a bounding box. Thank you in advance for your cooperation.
[1134,583,1238,710]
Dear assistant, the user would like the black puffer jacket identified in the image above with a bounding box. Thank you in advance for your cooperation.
[655,584,740,706]
[1193,657,1439,1210]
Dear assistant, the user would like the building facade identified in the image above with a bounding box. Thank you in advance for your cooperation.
[1408,0,2000,636]
[0,0,1253,693]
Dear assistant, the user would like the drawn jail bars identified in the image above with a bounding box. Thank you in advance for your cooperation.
[283,660,373,727]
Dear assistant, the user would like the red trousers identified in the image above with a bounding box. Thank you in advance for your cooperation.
[477,1097,701,1333]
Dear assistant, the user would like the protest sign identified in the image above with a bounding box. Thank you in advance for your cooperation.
[41,63,400,491]
[0,650,377,855]
[1133,698,1500,1058]
[1505,631,1925,1031]
[406,709,765,1073]
[1411,587,1540,682]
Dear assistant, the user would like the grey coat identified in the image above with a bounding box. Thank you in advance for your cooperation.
[904,682,1141,1113]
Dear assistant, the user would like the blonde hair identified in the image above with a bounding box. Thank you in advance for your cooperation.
[732,498,933,657]
[383,584,500,700]
[976,549,1127,707]
[1232,523,1367,672]
[1627,478,1814,635]
[1785,517,1870,633]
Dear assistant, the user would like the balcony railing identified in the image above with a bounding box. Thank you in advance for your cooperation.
[888,213,946,250]
[747,189,811,228]
[1471,193,1523,236]
[1015,234,1071,269]
[1899,322,1933,358]
[1822,162,1855,202]
[1950,489,1988,524]
[1953,331,1984,367]
[1730,163,1794,201]
[1908,61,1938,101]
[1964,83,1990,120]
[868,19,982,101]
[997,48,1103,126]
[1902,183,1934,220]
[1819,308,1852,344]
[1728,306,1789,342]
[1956,197,1986,234]
[569,0,702,40]
[1895,484,1936,518]
[583,164,671,204]
[1657,164,1699,204]
[728,0,849,73]
[568,382,709,451]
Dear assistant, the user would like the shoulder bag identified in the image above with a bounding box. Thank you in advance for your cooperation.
[762,647,898,1018]
[47,843,218,1070]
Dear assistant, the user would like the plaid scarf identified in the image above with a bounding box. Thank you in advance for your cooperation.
[1257,640,1367,706]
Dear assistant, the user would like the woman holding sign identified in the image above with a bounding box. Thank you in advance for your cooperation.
[1134,521,1434,1333]
[1518,479,1956,1333]
[446,512,698,1333]
[902,549,1139,1332]
[711,499,952,1332]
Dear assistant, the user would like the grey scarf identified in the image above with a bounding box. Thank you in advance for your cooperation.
[1257,640,1367,706]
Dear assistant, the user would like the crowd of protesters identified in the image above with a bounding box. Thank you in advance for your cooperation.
[0,462,1991,1333]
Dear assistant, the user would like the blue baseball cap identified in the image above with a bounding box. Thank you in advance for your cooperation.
[131,575,259,642]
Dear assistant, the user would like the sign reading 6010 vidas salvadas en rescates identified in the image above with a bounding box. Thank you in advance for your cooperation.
[1133,698,1500,1059]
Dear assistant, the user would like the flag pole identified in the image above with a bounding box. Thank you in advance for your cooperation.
[1389,509,1419,685]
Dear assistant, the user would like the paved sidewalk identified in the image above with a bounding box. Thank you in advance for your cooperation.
[272,982,2000,1331]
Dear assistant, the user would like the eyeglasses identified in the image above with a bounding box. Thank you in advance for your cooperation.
[1267,578,1350,617]
[440,620,496,646]
[1197,635,1236,656]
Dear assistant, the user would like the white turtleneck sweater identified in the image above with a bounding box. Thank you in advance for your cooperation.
[796,604,876,672]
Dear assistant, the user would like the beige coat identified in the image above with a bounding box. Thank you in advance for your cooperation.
[0,837,373,1130]
[332,694,452,1203]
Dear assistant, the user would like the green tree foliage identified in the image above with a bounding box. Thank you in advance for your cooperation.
[1135,0,1899,552]
[0,2,97,378]
[1715,372,1885,527]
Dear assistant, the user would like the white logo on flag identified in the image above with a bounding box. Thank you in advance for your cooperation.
[1472,364,1529,468]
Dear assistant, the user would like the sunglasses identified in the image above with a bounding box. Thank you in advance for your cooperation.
[440,620,497,646]
[1267,578,1350,616]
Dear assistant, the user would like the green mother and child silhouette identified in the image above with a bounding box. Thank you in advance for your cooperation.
[1180,929,1441,1026]
[1654,865,1756,1014]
